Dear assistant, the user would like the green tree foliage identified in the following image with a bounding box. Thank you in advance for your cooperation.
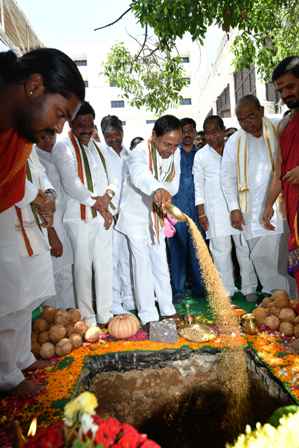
[100,0,297,112]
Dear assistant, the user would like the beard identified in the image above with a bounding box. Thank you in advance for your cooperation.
[14,109,37,142]
[285,98,299,109]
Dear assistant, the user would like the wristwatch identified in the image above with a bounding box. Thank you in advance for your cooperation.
[45,189,57,200]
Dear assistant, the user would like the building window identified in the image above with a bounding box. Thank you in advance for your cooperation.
[74,59,87,66]
[180,98,192,105]
[265,82,279,103]
[109,80,117,87]
[84,80,88,87]
[146,119,156,124]
[216,84,231,118]
[183,77,191,85]
[180,56,190,63]
[234,65,256,104]
[111,100,125,108]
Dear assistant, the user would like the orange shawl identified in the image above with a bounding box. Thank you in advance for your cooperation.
[0,129,32,212]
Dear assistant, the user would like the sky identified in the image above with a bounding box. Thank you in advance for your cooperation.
[17,0,143,49]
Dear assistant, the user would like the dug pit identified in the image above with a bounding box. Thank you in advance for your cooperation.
[78,347,292,448]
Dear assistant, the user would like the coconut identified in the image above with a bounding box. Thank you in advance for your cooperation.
[40,342,55,359]
[55,338,72,357]
[33,318,49,333]
[31,332,38,343]
[69,333,83,348]
[84,326,101,343]
[65,324,75,337]
[41,306,57,323]
[31,341,41,357]
[73,320,88,336]
[252,307,269,324]
[264,315,280,331]
[294,316,299,325]
[269,306,281,317]
[279,321,294,336]
[272,290,289,308]
[261,297,274,308]
[49,324,67,343]
[279,307,296,322]
[294,325,299,338]
[38,330,49,344]
[54,310,70,326]
[68,309,81,323]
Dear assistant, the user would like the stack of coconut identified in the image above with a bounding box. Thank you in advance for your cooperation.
[252,290,299,337]
[31,306,102,359]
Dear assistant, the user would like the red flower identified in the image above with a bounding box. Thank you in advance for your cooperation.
[113,423,143,448]
[94,418,121,447]
[25,421,64,448]
[140,440,161,448]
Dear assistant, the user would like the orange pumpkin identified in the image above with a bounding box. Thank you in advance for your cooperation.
[108,314,140,339]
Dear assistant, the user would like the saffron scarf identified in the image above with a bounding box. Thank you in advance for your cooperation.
[236,117,277,213]
[0,129,32,212]
[148,139,175,239]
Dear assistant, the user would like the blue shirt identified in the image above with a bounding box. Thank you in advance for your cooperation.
[172,145,198,220]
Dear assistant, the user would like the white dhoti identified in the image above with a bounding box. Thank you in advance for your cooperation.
[247,233,293,294]
[128,234,176,325]
[44,264,76,309]
[112,229,135,314]
[66,219,113,326]
[209,235,258,296]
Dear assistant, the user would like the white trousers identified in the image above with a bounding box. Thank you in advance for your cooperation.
[247,233,293,294]
[210,235,257,296]
[112,229,135,314]
[0,304,35,390]
[128,235,176,325]
[43,264,76,309]
[66,220,113,326]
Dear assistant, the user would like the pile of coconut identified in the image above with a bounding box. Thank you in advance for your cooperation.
[252,290,299,337]
[31,306,103,359]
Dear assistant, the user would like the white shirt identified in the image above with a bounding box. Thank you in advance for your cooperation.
[221,130,283,239]
[116,142,181,240]
[101,143,126,209]
[193,144,239,239]
[52,134,113,223]
[36,146,73,268]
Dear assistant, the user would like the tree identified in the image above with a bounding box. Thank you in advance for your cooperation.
[97,0,297,113]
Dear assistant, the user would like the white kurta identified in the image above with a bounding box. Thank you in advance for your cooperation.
[53,134,113,325]
[221,130,283,239]
[193,144,240,239]
[100,143,135,314]
[116,143,180,324]
[221,126,292,294]
[36,146,75,309]
[193,144,257,296]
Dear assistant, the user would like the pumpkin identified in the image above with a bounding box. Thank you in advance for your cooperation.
[84,326,101,343]
[33,318,49,333]
[108,314,140,339]
[40,342,55,359]
[55,338,72,357]
[69,333,83,348]
[49,324,67,343]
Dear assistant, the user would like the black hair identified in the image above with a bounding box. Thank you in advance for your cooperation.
[130,136,144,150]
[0,48,85,101]
[74,101,95,119]
[272,56,299,82]
[180,117,196,129]
[236,94,262,112]
[203,115,225,131]
[101,115,123,134]
[153,114,182,137]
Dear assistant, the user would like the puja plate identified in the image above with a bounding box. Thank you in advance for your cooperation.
[179,323,217,343]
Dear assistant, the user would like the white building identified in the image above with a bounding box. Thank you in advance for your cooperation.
[64,37,203,147]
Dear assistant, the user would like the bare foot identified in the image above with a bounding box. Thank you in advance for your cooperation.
[11,380,44,398]
[23,359,55,372]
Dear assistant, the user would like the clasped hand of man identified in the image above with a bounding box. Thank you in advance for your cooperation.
[92,193,113,229]
[32,189,56,227]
